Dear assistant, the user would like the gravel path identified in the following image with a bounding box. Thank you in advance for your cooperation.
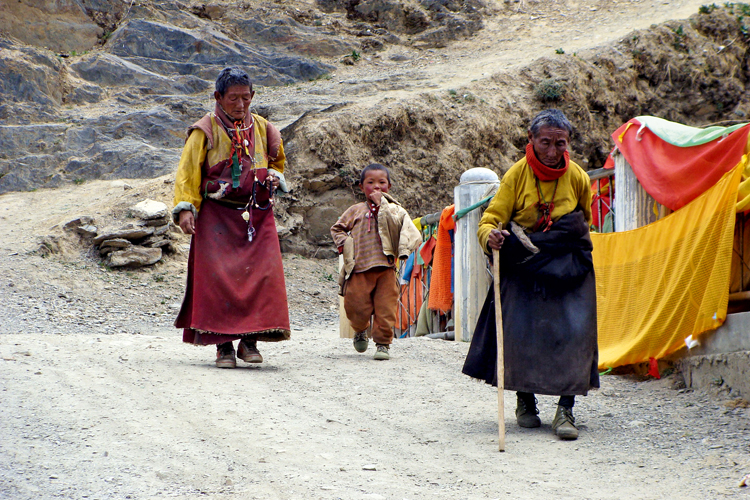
[1,251,749,500]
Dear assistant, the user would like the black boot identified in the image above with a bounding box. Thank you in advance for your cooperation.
[515,393,541,428]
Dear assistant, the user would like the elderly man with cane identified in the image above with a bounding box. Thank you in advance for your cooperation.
[463,109,599,441]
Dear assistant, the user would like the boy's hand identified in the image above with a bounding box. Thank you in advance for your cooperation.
[369,191,383,206]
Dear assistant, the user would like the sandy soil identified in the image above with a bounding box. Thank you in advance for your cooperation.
[2,1,750,498]
[258,0,714,126]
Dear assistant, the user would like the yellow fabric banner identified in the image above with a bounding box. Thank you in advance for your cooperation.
[592,161,745,368]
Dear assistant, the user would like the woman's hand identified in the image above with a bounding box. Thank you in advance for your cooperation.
[487,228,510,250]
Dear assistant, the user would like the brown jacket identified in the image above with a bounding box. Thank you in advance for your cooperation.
[335,193,421,294]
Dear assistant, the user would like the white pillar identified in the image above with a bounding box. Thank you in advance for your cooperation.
[614,151,661,231]
[454,168,500,342]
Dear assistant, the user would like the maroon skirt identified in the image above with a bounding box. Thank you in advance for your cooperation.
[175,198,291,345]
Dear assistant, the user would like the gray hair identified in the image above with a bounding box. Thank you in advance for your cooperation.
[529,109,573,137]
[215,67,252,96]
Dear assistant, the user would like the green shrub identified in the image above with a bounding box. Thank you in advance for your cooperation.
[534,79,566,102]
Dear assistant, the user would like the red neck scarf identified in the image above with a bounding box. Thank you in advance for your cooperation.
[525,143,569,181]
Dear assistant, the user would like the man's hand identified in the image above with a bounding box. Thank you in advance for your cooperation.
[179,210,196,235]
[487,228,510,250]
[267,172,280,189]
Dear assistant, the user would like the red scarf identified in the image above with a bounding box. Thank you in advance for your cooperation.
[526,143,569,181]
[526,144,569,232]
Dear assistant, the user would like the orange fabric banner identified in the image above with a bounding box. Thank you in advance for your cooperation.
[428,205,455,313]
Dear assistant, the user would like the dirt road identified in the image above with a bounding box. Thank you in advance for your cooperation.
[1,246,749,499]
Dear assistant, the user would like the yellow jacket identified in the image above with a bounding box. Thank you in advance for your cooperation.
[173,113,286,216]
[478,157,592,252]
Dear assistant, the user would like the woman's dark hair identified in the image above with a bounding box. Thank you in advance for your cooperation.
[529,109,573,137]
[215,67,252,96]
[359,163,391,185]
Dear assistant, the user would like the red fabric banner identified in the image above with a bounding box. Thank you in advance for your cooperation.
[612,119,750,211]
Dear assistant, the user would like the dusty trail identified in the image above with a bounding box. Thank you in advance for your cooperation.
[1,316,748,499]
[260,0,712,124]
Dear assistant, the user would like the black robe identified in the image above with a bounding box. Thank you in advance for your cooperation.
[462,211,599,395]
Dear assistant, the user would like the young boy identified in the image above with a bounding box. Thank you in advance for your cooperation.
[330,164,422,360]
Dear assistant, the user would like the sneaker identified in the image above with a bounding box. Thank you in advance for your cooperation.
[353,330,369,353]
[237,339,263,363]
[515,395,541,428]
[216,342,236,369]
[552,405,579,440]
[373,344,390,361]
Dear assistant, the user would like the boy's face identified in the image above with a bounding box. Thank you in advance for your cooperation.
[360,169,391,202]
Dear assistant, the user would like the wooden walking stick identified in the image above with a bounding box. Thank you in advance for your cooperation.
[493,223,505,452]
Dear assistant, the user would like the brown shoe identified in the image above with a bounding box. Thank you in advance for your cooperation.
[238,339,263,363]
[552,405,579,440]
[216,342,236,368]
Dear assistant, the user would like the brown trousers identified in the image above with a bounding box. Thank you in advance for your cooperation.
[343,267,399,345]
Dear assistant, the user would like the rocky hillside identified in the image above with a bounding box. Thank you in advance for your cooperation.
[1,0,748,256]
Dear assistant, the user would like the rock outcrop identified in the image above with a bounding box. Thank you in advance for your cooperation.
[4,2,750,257]
[0,1,337,196]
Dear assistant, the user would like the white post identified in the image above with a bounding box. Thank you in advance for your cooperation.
[614,151,661,231]
[454,168,500,342]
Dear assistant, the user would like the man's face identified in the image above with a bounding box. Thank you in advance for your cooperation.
[214,84,254,121]
[528,126,570,168]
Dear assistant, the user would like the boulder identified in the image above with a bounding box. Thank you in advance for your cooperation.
[131,199,169,220]
[75,225,98,238]
[0,1,102,53]
[0,47,65,107]
[152,223,170,236]
[141,235,171,248]
[69,53,211,95]
[306,205,345,244]
[64,216,95,231]
[0,124,68,158]
[106,246,162,267]
[98,238,132,255]
[64,83,105,105]
[0,154,67,194]
[227,18,354,58]
[106,19,333,85]
[63,216,97,237]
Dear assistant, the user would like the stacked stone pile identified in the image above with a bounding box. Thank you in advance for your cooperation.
[64,199,178,268]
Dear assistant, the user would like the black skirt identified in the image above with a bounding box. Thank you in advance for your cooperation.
[462,211,600,395]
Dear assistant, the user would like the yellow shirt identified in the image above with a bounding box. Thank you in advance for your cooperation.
[173,113,286,213]
[478,157,592,252]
